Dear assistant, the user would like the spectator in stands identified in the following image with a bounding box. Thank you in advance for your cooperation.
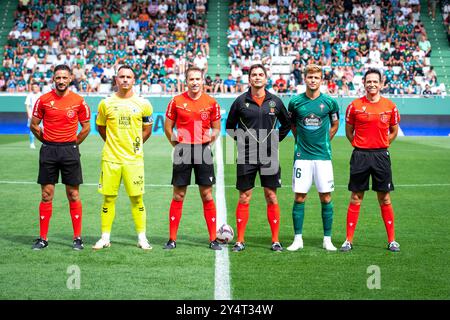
[418,35,432,57]
[275,74,287,93]
[422,83,433,95]
[103,62,115,84]
[223,74,236,93]
[24,52,38,74]
[213,73,223,93]
[72,63,85,88]
[235,76,245,93]
[0,73,6,91]
[204,75,213,93]
[269,29,281,56]
[193,52,208,74]
[88,71,101,92]
[240,34,254,58]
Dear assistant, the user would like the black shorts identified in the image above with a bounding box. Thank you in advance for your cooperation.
[38,141,83,186]
[171,143,215,186]
[236,163,281,191]
[348,148,394,193]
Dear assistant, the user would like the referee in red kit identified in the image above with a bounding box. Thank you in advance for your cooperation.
[340,68,401,253]
[30,64,91,250]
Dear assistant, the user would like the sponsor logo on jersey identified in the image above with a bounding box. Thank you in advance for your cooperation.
[245,103,249,108]
[119,115,131,127]
[269,107,275,115]
[302,113,322,129]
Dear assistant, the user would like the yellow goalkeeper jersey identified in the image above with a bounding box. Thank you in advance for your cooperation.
[96,93,153,164]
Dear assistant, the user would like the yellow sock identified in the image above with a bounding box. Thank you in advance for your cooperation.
[130,195,146,234]
[101,195,117,233]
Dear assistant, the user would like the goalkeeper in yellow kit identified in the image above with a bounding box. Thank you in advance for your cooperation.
[93,65,154,250]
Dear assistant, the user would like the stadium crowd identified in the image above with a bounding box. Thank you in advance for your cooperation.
[1,0,209,94]
[0,0,447,96]
[226,0,446,96]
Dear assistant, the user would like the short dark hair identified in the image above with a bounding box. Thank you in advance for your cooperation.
[363,68,382,82]
[117,64,136,78]
[249,64,267,77]
[54,64,71,73]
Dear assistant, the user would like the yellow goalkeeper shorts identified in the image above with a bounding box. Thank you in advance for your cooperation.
[98,160,145,196]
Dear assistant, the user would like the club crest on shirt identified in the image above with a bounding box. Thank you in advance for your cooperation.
[269,100,276,108]
[320,104,325,111]
[380,113,389,123]
[67,110,75,118]
[200,111,209,120]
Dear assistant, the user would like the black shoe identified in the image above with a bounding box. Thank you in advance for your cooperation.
[232,242,245,252]
[164,239,176,250]
[73,237,84,250]
[271,242,283,252]
[32,238,48,250]
[209,239,222,250]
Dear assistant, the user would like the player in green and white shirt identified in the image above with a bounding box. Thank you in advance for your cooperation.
[287,64,340,252]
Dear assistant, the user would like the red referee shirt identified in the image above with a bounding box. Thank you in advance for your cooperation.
[345,96,400,149]
[33,90,90,143]
[166,92,221,144]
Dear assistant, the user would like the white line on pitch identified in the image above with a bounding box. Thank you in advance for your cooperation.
[213,135,231,300]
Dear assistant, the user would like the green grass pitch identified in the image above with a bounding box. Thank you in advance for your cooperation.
[0,134,449,300]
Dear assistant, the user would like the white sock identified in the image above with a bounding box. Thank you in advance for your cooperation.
[138,232,147,241]
[294,234,303,241]
[323,236,331,242]
[101,233,110,242]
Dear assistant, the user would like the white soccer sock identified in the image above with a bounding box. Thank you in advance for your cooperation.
[294,234,303,241]
[101,233,110,242]
[138,232,147,242]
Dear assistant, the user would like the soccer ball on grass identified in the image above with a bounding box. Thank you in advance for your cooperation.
[216,224,234,244]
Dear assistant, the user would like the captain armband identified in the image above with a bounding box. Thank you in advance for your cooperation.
[331,113,339,121]
[143,116,153,125]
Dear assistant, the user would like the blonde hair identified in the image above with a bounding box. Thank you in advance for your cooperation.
[304,64,323,77]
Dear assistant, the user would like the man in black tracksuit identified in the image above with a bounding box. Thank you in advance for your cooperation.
[226,64,291,252]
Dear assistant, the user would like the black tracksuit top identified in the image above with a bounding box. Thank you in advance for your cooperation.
[226,89,291,162]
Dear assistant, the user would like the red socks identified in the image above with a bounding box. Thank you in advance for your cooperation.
[169,199,183,241]
[203,200,217,241]
[169,199,217,242]
[346,203,361,242]
[69,200,82,239]
[267,203,280,243]
[236,202,249,243]
[39,201,52,240]
[381,203,396,242]
[39,201,83,240]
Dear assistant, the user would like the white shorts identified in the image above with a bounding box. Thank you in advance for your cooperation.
[292,160,335,194]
